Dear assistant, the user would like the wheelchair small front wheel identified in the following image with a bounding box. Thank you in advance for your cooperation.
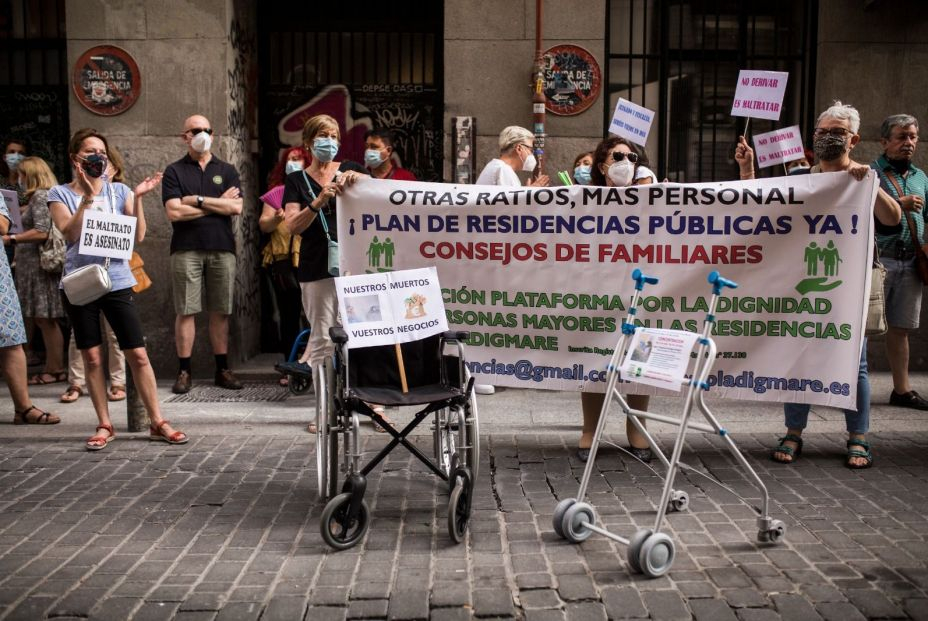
[320,492,370,550]
[289,374,311,395]
[447,480,471,544]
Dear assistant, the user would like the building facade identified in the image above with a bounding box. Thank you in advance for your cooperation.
[2,0,925,374]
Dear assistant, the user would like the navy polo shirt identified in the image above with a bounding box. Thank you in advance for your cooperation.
[161,153,241,254]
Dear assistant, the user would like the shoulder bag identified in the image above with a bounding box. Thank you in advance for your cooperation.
[130,251,152,293]
[39,222,65,272]
[61,184,117,305]
[302,171,339,277]
[866,245,887,336]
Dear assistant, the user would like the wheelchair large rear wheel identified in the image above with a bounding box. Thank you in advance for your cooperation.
[464,391,480,481]
[325,360,340,500]
[320,492,370,550]
[434,407,457,479]
[315,364,329,500]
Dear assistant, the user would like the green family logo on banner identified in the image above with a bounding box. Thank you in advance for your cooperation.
[338,173,879,410]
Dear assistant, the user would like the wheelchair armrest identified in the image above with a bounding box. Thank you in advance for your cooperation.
[442,330,470,342]
[329,326,349,344]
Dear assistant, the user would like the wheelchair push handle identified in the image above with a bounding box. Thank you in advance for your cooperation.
[707,271,738,295]
[631,268,659,291]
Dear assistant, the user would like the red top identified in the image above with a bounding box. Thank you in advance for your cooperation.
[370,165,417,181]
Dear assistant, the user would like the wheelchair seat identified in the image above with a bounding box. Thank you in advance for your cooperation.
[349,384,463,407]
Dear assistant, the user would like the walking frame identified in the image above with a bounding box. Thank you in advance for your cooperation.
[552,269,785,578]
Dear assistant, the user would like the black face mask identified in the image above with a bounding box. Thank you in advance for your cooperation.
[813,134,847,162]
[79,154,107,178]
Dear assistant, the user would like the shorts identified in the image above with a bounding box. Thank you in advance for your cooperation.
[882,257,922,329]
[62,287,145,350]
[171,250,236,315]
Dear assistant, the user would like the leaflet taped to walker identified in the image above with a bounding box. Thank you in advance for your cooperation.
[78,209,136,260]
[620,328,700,391]
[335,267,448,349]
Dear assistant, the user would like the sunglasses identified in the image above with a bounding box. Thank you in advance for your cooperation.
[611,151,638,163]
[186,128,213,136]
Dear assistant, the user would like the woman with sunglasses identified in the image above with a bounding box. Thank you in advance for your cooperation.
[577,136,654,463]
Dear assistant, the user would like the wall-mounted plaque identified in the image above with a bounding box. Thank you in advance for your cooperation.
[72,45,141,116]
[542,45,602,116]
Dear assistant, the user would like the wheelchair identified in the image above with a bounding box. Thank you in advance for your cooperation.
[314,327,479,550]
[274,328,313,395]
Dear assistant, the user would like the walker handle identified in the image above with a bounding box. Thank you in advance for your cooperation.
[708,271,738,295]
[631,268,659,291]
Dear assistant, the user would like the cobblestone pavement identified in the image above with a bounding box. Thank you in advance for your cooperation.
[0,381,926,620]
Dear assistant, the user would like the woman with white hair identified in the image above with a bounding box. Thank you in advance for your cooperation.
[476,126,550,187]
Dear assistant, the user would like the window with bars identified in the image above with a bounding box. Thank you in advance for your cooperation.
[605,0,817,181]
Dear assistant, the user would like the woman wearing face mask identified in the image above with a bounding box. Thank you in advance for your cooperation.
[283,115,367,428]
[1,139,29,278]
[260,146,312,386]
[48,128,184,451]
[1,157,67,386]
[572,152,594,185]
[577,136,654,463]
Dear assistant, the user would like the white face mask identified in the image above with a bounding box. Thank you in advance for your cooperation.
[521,148,537,172]
[607,160,635,186]
[190,131,212,153]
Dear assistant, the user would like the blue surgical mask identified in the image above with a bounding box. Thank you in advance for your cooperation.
[365,149,386,169]
[285,160,303,174]
[4,153,24,170]
[312,137,339,163]
[574,165,592,185]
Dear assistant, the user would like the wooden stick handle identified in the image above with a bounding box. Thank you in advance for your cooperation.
[395,343,408,393]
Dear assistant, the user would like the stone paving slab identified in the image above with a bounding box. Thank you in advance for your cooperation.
[1,377,927,619]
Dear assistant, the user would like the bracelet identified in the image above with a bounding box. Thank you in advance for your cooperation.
[80,196,94,206]
[309,203,321,213]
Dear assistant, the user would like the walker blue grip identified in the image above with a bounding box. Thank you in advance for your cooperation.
[708,271,738,295]
[631,268,659,291]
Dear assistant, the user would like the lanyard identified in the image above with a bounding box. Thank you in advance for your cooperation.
[302,170,333,240]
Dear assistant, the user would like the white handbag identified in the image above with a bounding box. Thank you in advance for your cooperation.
[62,258,111,306]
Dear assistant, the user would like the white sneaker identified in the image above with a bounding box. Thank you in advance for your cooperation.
[474,384,495,395]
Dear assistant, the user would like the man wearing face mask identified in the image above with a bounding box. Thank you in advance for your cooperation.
[476,126,550,188]
[363,128,416,181]
[162,115,244,394]
[870,114,928,410]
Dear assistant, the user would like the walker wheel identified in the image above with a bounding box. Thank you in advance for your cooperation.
[626,528,652,573]
[667,490,689,513]
[552,498,576,538]
[320,493,370,550]
[757,519,786,544]
[561,502,595,543]
[638,532,675,578]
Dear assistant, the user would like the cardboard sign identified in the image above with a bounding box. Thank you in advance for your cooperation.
[620,328,700,391]
[0,189,22,234]
[609,98,654,147]
[78,209,136,260]
[335,267,448,349]
[731,70,789,121]
[753,125,806,168]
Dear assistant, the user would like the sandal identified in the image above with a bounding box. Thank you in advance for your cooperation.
[86,423,115,450]
[629,446,653,463]
[307,422,317,433]
[771,434,803,464]
[60,385,84,403]
[107,385,127,402]
[371,406,392,433]
[149,420,188,445]
[28,371,67,385]
[13,405,61,425]
[846,439,873,469]
[278,375,289,388]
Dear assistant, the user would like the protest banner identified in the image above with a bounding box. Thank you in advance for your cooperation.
[731,70,789,121]
[753,126,805,168]
[0,189,22,234]
[335,267,448,349]
[78,209,136,260]
[608,98,654,146]
[338,173,878,410]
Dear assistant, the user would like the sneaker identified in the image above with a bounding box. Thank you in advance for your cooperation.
[215,369,243,390]
[172,371,192,394]
[889,390,928,410]
[474,384,495,395]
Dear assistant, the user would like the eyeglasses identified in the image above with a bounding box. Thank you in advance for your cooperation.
[813,127,852,137]
[185,128,213,136]
[611,151,639,163]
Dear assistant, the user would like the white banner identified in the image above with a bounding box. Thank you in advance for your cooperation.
[609,98,655,147]
[731,70,789,120]
[78,210,136,260]
[335,267,448,349]
[753,126,805,168]
[338,173,878,409]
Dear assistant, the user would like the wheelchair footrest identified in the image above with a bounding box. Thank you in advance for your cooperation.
[274,361,312,377]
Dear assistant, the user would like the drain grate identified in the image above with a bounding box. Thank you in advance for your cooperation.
[164,381,291,403]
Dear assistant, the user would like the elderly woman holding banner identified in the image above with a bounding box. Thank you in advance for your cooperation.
[49,128,186,450]
[578,136,654,463]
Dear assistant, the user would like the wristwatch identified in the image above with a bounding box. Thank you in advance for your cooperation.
[196,195,205,208]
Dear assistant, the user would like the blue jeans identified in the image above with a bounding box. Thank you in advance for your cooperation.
[783,338,869,434]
